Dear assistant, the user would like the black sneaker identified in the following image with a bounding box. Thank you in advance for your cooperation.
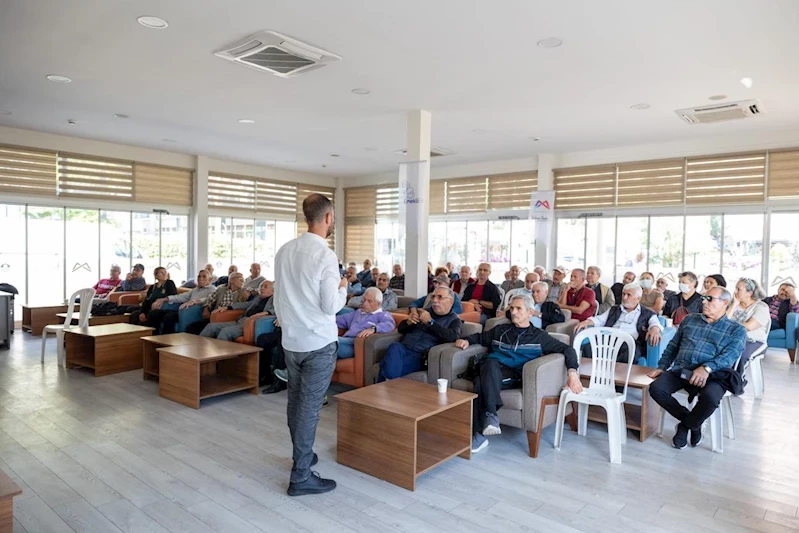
[690,424,704,447]
[261,381,285,394]
[672,423,688,450]
[287,471,336,496]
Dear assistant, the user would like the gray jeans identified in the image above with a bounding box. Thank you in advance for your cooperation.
[284,341,337,483]
[199,320,244,341]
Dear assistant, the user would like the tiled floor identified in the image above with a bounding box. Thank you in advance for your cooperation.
[2,330,799,532]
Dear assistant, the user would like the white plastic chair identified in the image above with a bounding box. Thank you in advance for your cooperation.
[41,288,95,367]
[554,328,635,464]
[744,342,768,400]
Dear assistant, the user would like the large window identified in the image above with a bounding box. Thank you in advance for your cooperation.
[466,221,488,270]
[488,220,510,283]
[649,216,684,291]
[66,209,100,297]
[232,217,255,272]
[208,216,296,281]
[100,211,133,274]
[684,215,722,283]
[586,217,616,285]
[27,206,64,306]
[616,216,649,279]
[132,212,161,279]
[0,205,26,316]
[556,218,586,273]
[510,219,535,269]
[723,214,763,285]
[768,212,799,293]
[162,214,188,282]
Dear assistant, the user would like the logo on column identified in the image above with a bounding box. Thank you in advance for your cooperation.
[71,263,91,272]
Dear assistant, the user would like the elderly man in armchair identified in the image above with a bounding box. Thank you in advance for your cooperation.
[335,287,396,359]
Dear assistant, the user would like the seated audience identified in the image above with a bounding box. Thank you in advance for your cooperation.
[656,277,676,301]
[456,294,582,452]
[663,271,703,322]
[574,282,662,363]
[502,281,566,329]
[93,264,122,297]
[186,272,249,334]
[763,282,799,334]
[638,271,665,315]
[148,269,217,334]
[335,288,396,359]
[558,268,597,321]
[214,264,237,287]
[703,274,727,293]
[586,265,616,315]
[533,265,550,282]
[648,286,746,449]
[497,272,539,313]
[427,262,435,292]
[389,264,405,290]
[611,271,635,304]
[204,263,218,284]
[379,287,462,381]
[356,259,373,285]
[180,262,219,288]
[243,262,265,292]
[132,266,177,325]
[446,262,459,281]
[409,274,464,313]
[200,280,275,341]
[501,265,524,293]
[727,278,769,372]
[463,263,502,325]
[452,265,475,298]
[347,272,398,311]
[116,263,146,292]
[361,267,380,289]
[547,266,568,302]
[344,266,364,297]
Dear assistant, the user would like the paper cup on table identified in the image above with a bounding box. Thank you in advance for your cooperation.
[437,379,448,393]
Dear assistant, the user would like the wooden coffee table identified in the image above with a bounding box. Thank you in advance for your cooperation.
[157,341,260,409]
[22,304,69,336]
[336,378,476,491]
[579,357,657,441]
[0,468,22,532]
[57,312,131,327]
[64,324,155,376]
[140,333,212,380]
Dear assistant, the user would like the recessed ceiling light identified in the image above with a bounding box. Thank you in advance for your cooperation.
[46,74,72,83]
[708,94,727,101]
[351,88,371,95]
[472,129,487,134]
[537,37,562,48]
[630,103,650,110]
[364,147,378,152]
[137,16,169,29]
[113,113,129,119]
[531,137,541,142]
[161,138,177,143]
[321,164,327,168]
[238,119,255,124]
[67,119,77,126]
[0,111,11,116]
[330,154,340,158]
[740,77,754,89]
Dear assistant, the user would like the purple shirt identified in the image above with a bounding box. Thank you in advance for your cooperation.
[335,309,396,337]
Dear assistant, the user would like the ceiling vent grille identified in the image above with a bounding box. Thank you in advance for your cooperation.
[214,31,341,78]
[394,147,455,158]
[675,99,764,124]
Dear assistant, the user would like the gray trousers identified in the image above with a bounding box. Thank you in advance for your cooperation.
[199,321,245,341]
[284,341,337,484]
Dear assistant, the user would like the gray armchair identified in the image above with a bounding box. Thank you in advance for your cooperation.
[439,325,576,457]
[485,314,578,343]
[362,321,482,385]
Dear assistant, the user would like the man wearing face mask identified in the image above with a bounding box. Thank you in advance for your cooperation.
[663,271,704,323]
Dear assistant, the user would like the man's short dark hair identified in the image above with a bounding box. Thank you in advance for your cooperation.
[302,194,333,224]
[133,263,145,272]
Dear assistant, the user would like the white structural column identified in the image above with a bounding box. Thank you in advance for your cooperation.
[334,177,344,260]
[192,155,210,273]
[404,110,432,298]
[535,153,555,270]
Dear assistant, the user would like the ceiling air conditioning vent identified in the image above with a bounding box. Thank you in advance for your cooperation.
[675,99,764,124]
[214,31,341,78]
[394,147,456,158]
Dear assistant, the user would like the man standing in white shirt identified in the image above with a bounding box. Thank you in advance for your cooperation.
[274,194,347,497]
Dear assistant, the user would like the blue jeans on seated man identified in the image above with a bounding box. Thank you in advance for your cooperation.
[337,337,355,359]
[378,343,423,382]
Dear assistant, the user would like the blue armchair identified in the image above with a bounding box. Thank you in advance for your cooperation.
[160,302,203,333]
[578,318,676,367]
[766,312,798,362]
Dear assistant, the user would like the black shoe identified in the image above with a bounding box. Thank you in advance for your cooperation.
[287,472,336,496]
[261,381,285,394]
[311,453,318,467]
[672,423,688,450]
[690,424,704,447]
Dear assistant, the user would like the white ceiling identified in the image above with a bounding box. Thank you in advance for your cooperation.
[1,0,798,178]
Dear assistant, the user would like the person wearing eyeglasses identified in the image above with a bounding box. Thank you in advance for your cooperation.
[727,278,769,372]
[647,286,746,450]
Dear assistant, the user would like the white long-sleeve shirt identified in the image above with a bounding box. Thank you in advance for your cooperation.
[589,304,662,340]
[274,232,347,352]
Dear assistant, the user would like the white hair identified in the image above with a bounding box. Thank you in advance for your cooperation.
[623,282,642,297]
[587,265,602,276]
[510,294,535,311]
[531,281,549,293]
[364,286,383,304]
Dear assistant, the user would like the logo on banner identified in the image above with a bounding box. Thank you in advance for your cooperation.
[534,200,551,209]
[530,191,555,221]
[400,180,422,204]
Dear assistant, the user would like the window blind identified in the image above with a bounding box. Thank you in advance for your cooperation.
[255,178,298,217]
[344,187,377,263]
[134,163,193,206]
[429,180,446,215]
[57,153,134,199]
[0,144,57,197]
[554,165,616,209]
[616,159,684,207]
[376,186,399,219]
[685,153,765,205]
[767,150,799,199]
[487,171,538,210]
[296,184,336,249]
[446,176,488,213]
[208,172,256,211]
